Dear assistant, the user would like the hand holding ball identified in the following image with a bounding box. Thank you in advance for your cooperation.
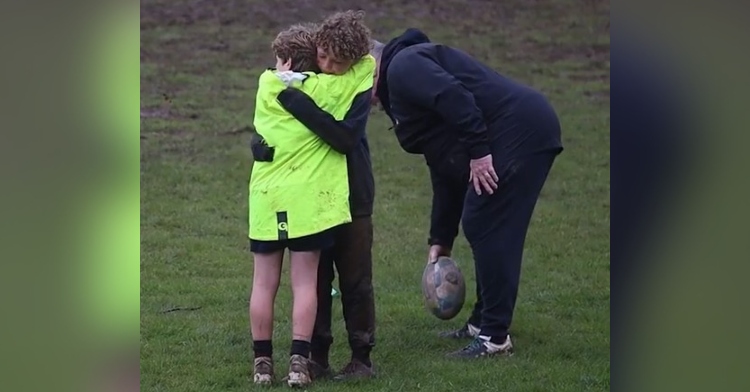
[421,256,466,320]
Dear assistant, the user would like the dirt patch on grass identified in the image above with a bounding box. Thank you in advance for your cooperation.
[140,107,200,120]
[534,43,610,65]
[141,0,329,31]
[140,128,199,163]
[140,108,172,119]
[141,0,609,73]
[140,0,610,145]
[141,93,201,121]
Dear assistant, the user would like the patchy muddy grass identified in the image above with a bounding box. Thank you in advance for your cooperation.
[141,1,609,391]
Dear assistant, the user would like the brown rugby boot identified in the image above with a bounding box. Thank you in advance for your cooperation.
[308,359,332,380]
[333,358,375,381]
[252,356,273,385]
[286,354,312,388]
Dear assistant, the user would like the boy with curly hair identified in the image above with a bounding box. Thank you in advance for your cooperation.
[247,21,376,387]
[315,10,373,75]
[252,9,380,382]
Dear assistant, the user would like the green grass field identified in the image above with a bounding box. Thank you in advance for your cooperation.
[140,0,610,390]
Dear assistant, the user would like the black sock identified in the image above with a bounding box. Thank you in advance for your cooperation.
[290,340,311,357]
[489,334,508,345]
[253,340,272,358]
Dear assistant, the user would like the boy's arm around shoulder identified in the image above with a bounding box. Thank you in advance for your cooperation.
[277,56,376,154]
[277,88,372,154]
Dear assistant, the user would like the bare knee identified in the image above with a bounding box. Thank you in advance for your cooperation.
[290,250,320,292]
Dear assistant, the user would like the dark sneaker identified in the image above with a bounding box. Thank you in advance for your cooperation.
[446,335,514,359]
[333,359,375,381]
[439,323,480,339]
[308,359,332,380]
[253,356,274,385]
[286,354,311,388]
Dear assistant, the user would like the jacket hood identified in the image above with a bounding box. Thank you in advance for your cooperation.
[376,28,431,122]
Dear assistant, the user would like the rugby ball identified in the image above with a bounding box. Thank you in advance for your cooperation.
[421,256,466,320]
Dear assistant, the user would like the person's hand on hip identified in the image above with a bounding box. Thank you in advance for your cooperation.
[469,154,499,195]
[428,244,451,264]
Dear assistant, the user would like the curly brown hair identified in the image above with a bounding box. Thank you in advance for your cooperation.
[271,23,320,72]
[314,10,372,61]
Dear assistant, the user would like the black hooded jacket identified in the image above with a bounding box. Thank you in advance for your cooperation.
[376,29,563,248]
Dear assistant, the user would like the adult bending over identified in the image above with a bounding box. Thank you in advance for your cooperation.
[372,28,563,358]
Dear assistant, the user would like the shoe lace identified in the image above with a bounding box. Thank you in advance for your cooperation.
[255,357,272,373]
[461,338,485,352]
[290,355,307,366]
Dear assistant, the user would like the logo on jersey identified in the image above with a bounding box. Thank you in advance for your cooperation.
[276,211,288,240]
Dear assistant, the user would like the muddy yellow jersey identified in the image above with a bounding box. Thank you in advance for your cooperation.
[249,55,375,240]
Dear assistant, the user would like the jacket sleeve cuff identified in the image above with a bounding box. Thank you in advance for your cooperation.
[428,237,455,249]
[468,144,491,159]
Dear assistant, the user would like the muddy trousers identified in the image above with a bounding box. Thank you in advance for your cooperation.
[310,217,376,364]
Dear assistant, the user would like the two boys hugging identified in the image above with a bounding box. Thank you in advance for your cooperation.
[248,10,375,388]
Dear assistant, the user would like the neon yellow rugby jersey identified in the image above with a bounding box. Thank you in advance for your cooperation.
[249,55,375,241]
